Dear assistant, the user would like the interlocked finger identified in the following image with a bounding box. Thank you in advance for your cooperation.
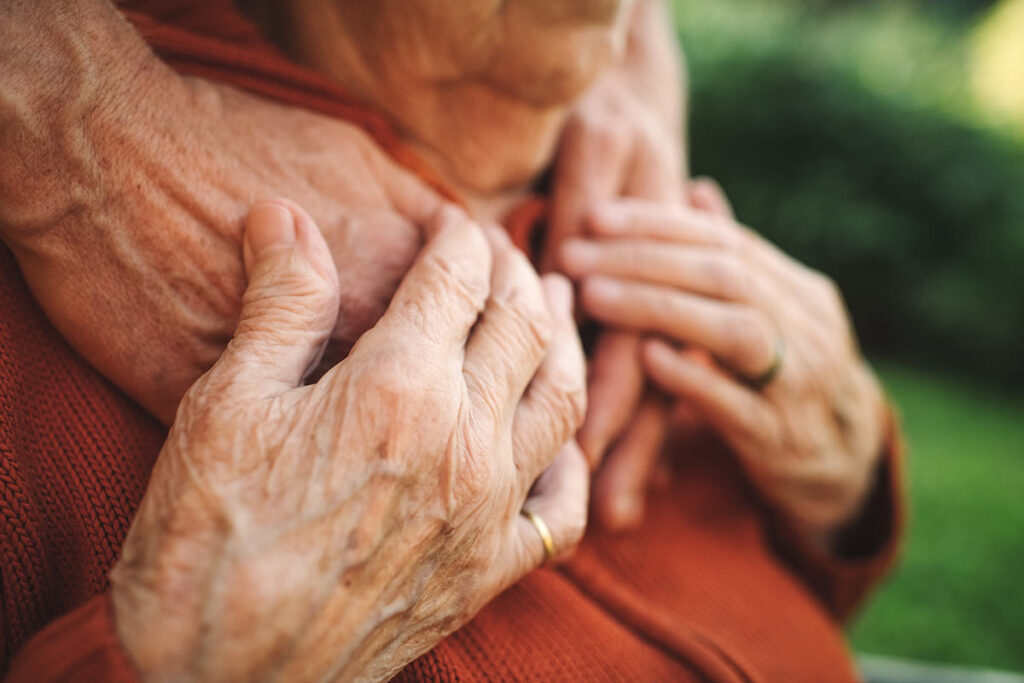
[642,339,775,463]
[562,239,758,304]
[585,199,739,248]
[465,229,553,427]
[581,276,778,380]
[575,331,646,468]
[512,275,587,488]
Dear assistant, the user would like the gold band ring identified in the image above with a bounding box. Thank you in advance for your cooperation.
[521,509,556,564]
[747,336,785,390]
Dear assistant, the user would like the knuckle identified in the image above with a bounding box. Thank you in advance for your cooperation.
[703,254,750,300]
[491,251,553,356]
[816,272,845,310]
[456,430,504,500]
[496,296,553,360]
[422,248,490,312]
[618,242,647,273]
[531,375,588,445]
[723,311,772,366]
[578,111,630,157]
[363,348,446,414]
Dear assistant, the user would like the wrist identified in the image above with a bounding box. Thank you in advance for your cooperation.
[791,360,889,551]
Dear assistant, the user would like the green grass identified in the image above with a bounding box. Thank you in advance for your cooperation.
[849,361,1024,671]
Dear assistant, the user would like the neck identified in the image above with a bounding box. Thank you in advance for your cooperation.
[271,0,614,219]
[396,83,569,219]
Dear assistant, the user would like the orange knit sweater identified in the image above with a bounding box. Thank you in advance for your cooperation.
[1,3,904,680]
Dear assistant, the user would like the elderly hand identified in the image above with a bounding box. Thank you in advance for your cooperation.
[545,2,686,529]
[110,201,588,682]
[560,179,887,535]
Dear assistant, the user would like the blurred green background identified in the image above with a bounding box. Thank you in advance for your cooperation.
[671,0,1024,672]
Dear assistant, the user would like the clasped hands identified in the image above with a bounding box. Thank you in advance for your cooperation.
[559,181,887,538]
[544,68,886,540]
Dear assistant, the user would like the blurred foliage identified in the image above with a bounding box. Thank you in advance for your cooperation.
[849,362,1024,671]
[788,0,998,17]
[972,0,1024,129]
[673,0,1024,384]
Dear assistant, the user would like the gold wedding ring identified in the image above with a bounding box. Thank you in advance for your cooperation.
[747,336,785,390]
[522,509,556,564]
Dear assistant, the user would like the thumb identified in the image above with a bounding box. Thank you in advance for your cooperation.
[544,116,628,273]
[208,199,340,397]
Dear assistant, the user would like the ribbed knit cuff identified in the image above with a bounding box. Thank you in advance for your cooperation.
[5,593,139,683]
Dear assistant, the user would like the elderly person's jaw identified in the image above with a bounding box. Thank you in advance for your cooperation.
[246,0,633,213]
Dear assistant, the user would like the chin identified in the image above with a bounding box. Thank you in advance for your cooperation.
[489,52,616,108]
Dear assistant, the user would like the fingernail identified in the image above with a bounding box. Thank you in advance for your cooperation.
[585,276,623,302]
[544,274,575,317]
[561,239,599,274]
[246,202,296,260]
[611,493,643,530]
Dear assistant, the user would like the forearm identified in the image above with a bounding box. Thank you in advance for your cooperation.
[0,2,248,421]
[0,0,179,246]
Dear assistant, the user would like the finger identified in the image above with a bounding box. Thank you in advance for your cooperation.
[592,395,670,532]
[464,228,553,422]
[581,276,777,379]
[575,331,646,468]
[544,113,630,272]
[623,129,685,204]
[512,274,587,486]
[562,239,756,303]
[688,179,825,302]
[512,441,589,572]
[206,200,339,398]
[369,205,491,359]
[643,339,773,457]
[587,193,808,309]
[688,176,735,219]
[585,199,740,248]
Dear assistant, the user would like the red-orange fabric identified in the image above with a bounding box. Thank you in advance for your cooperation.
[1,3,904,681]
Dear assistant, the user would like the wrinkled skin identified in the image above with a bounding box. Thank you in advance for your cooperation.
[560,180,887,534]
[3,62,440,424]
[276,0,633,197]
[111,201,589,682]
[1,5,889,679]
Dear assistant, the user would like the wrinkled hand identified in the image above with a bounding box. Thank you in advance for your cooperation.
[545,1,686,531]
[3,67,441,424]
[560,179,887,535]
[110,201,588,682]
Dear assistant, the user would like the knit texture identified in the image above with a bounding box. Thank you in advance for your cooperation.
[2,3,904,680]
[0,245,163,674]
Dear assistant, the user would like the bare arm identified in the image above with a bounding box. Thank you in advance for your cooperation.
[0,0,172,242]
[0,0,441,424]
